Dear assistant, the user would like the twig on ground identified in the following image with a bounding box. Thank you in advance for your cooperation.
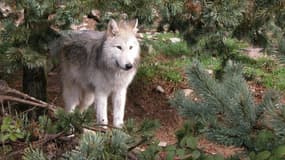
[128,137,150,152]
[22,106,37,114]
[4,132,65,159]
[178,153,193,160]
[93,123,120,129]
[32,132,65,147]
[83,125,108,133]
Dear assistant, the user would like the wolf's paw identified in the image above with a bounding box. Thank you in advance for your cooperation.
[113,121,124,128]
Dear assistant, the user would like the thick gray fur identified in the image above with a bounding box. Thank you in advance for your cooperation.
[49,19,140,128]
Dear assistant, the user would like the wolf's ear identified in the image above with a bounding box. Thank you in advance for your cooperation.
[107,19,119,37]
[129,19,138,33]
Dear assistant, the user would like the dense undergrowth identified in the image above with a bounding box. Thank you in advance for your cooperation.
[1,0,285,159]
[1,31,284,159]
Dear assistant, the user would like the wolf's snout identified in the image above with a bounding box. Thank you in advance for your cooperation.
[125,63,133,70]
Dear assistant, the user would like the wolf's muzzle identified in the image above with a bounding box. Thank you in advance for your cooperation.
[125,63,133,70]
[116,61,133,71]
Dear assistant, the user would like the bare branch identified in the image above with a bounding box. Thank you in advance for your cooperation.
[0,95,56,112]
[0,79,57,112]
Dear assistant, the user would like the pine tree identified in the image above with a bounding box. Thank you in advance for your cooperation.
[171,0,285,74]
[0,0,95,103]
[96,0,164,25]
[234,0,285,47]
[171,61,285,148]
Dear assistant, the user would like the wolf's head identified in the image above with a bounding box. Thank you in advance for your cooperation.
[101,19,140,71]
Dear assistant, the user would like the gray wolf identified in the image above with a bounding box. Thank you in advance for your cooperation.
[49,19,140,128]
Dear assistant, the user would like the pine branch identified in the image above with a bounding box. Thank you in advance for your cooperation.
[173,62,258,147]
[22,148,46,160]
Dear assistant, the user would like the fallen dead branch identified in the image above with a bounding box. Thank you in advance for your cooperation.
[0,80,56,112]
[0,95,56,112]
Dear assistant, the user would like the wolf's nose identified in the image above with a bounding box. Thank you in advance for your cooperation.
[125,63,133,70]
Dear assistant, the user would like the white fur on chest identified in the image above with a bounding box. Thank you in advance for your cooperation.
[88,68,136,93]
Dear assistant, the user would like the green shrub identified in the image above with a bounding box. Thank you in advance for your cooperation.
[171,61,285,150]
[0,116,26,143]
[143,33,191,56]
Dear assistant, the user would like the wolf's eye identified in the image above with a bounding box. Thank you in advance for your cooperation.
[116,46,122,50]
[129,46,133,50]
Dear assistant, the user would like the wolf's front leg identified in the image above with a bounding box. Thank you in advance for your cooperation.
[94,92,108,126]
[112,88,127,128]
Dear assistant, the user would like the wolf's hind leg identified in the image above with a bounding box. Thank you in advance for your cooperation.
[79,90,95,112]
[63,82,80,112]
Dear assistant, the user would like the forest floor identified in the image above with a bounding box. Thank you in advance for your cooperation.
[5,17,285,156]
[6,44,285,158]
[45,64,278,157]
[4,43,284,159]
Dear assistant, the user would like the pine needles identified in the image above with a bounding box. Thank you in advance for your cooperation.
[172,61,285,149]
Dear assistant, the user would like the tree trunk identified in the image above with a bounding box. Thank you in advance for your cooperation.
[22,66,47,116]
[23,66,47,101]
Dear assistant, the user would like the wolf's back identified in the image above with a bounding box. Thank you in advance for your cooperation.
[48,30,105,56]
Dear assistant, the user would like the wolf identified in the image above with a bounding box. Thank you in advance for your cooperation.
[49,19,140,128]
